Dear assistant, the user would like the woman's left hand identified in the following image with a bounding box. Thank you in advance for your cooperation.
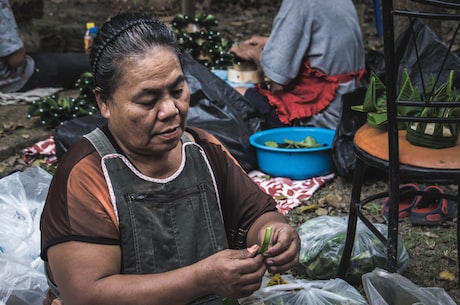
[6,47,27,68]
[259,222,300,274]
[229,44,263,66]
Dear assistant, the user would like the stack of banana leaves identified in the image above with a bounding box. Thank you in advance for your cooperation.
[27,72,98,128]
[171,12,235,69]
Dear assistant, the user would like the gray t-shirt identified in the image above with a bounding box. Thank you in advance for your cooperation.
[260,0,366,129]
[0,0,34,93]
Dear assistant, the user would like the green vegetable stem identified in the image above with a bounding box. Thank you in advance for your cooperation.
[258,227,273,254]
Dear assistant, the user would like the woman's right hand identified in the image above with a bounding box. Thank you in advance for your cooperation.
[5,47,27,68]
[230,35,268,64]
[243,35,268,49]
[199,245,266,299]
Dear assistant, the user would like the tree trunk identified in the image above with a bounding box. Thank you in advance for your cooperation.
[181,0,195,16]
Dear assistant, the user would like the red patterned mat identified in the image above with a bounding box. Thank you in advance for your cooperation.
[22,136,56,165]
[249,170,335,214]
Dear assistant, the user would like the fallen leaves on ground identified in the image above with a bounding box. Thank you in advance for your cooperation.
[0,122,25,137]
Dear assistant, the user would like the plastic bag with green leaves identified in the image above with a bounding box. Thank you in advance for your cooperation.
[294,216,409,284]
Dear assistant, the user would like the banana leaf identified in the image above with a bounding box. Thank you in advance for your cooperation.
[397,68,422,115]
[366,112,389,130]
[396,68,423,129]
[352,71,386,114]
[351,71,388,129]
[353,69,422,130]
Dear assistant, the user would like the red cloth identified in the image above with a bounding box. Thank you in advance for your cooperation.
[22,136,56,164]
[256,60,366,124]
[249,170,335,214]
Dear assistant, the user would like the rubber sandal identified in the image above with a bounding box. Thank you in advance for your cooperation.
[381,183,421,219]
[409,185,457,225]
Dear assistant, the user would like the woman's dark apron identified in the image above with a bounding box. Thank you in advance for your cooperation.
[84,128,228,305]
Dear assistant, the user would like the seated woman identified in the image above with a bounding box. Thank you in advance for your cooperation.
[40,11,300,305]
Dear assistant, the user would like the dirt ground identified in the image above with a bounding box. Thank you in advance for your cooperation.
[2,0,459,303]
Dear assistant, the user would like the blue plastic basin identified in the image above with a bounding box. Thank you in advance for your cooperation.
[249,127,335,180]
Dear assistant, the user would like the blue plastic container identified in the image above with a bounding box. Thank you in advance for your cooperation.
[249,127,335,180]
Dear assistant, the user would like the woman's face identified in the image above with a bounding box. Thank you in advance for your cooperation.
[98,46,190,160]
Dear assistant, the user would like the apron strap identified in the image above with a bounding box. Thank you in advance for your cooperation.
[83,127,117,157]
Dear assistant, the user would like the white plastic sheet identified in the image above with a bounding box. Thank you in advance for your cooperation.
[363,268,457,305]
[238,275,368,305]
[0,166,52,305]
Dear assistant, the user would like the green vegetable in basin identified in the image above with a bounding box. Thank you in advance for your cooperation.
[264,136,324,148]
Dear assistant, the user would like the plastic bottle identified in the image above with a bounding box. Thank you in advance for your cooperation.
[84,22,97,55]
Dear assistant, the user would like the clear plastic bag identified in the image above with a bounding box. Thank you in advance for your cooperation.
[0,166,52,305]
[0,256,49,305]
[294,216,409,283]
[238,275,368,305]
[362,268,456,305]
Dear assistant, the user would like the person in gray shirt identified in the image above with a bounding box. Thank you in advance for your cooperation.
[0,0,90,93]
[230,0,366,130]
[0,0,35,93]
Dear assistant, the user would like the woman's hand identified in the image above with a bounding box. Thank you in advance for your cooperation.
[248,211,300,274]
[51,298,64,305]
[199,245,267,299]
[260,222,300,274]
[243,35,268,49]
[49,241,267,305]
[229,44,262,65]
[229,35,268,65]
[5,47,27,68]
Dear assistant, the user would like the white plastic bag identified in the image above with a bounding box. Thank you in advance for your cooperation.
[238,275,368,305]
[0,256,49,305]
[0,166,52,305]
[362,268,457,305]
